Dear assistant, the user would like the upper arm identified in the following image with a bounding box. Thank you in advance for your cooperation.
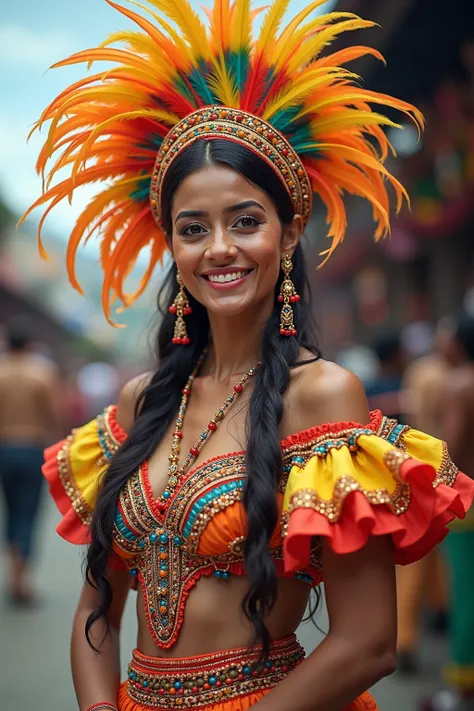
[323,536,397,652]
[115,372,152,434]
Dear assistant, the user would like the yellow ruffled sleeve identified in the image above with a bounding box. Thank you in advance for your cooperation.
[281,410,474,573]
[42,405,127,545]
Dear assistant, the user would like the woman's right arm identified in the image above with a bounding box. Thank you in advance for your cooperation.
[71,565,131,711]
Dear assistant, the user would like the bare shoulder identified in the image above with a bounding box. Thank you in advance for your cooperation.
[286,357,370,434]
[116,371,153,433]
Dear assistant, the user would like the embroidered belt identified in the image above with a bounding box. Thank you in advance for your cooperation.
[127,635,304,708]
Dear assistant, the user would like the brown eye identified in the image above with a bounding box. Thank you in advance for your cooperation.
[234,215,260,229]
[179,222,206,236]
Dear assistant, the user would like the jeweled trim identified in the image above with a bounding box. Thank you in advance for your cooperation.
[281,426,375,471]
[127,636,304,708]
[57,435,92,527]
[434,441,459,488]
[281,473,411,536]
[150,107,312,231]
[377,416,410,449]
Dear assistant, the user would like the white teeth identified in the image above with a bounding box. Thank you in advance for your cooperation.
[208,270,248,283]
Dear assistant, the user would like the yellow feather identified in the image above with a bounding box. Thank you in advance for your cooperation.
[311,110,401,136]
[207,52,239,106]
[210,0,232,49]
[256,0,290,53]
[145,0,210,59]
[97,31,174,76]
[286,19,376,74]
[275,10,360,64]
[263,70,353,120]
[230,0,251,53]
[127,0,194,66]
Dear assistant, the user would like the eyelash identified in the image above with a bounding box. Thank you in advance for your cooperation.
[178,214,263,237]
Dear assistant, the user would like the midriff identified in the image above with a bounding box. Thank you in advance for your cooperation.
[136,575,310,658]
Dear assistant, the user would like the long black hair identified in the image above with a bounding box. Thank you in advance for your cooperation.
[85,139,321,660]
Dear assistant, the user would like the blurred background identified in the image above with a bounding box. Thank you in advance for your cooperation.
[1,0,474,709]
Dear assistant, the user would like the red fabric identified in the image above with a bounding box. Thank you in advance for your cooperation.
[284,458,474,572]
[280,409,382,449]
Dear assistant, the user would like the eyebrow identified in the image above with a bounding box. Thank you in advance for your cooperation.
[174,200,266,223]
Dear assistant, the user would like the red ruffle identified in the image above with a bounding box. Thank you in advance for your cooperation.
[107,404,128,444]
[280,409,383,449]
[284,458,474,572]
[42,440,91,545]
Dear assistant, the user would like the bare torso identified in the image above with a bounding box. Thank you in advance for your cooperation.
[131,354,338,657]
[0,354,58,445]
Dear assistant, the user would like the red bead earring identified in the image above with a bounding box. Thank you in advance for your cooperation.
[169,270,192,345]
[277,253,299,337]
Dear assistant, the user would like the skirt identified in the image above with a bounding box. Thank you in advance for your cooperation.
[117,635,379,710]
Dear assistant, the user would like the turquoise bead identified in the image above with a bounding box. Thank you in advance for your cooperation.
[174,681,182,690]
[143,681,148,688]
[163,490,171,499]
[243,666,251,675]
[139,540,145,549]
[160,533,168,544]
[174,536,181,546]
[130,568,138,576]
[209,676,217,686]
[149,533,157,543]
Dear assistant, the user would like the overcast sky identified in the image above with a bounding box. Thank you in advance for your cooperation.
[0,0,336,248]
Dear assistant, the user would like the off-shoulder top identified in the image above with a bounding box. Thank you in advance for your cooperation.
[43,406,474,649]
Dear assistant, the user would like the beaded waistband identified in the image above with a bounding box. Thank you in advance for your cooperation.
[127,635,304,708]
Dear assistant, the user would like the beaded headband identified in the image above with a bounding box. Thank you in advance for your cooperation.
[21,0,423,322]
[150,108,313,229]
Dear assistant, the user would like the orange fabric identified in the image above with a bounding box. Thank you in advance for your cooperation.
[196,494,284,557]
[117,681,379,710]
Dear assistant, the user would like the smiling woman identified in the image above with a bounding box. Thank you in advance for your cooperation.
[23,1,474,711]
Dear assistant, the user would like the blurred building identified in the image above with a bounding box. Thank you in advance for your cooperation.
[310,0,474,358]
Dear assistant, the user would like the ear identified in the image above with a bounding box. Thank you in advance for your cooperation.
[282,214,303,254]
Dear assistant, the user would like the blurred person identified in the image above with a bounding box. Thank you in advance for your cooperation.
[365,329,407,420]
[20,4,474,711]
[0,319,60,604]
[397,317,459,673]
[423,314,474,711]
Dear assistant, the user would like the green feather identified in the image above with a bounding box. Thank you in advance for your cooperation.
[228,49,250,92]
[270,105,302,132]
[130,175,151,202]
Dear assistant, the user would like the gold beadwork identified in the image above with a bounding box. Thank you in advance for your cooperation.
[278,253,299,337]
[434,441,459,488]
[170,270,191,345]
[150,108,312,231]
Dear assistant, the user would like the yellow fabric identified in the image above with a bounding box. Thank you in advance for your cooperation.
[282,427,445,520]
[68,416,110,513]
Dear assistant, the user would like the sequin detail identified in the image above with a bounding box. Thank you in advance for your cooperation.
[127,635,304,708]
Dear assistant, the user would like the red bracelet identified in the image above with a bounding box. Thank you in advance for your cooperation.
[85,704,118,711]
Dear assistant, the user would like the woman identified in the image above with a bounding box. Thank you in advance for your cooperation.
[23,1,474,710]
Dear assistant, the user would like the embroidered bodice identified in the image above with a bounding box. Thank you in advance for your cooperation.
[44,406,474,650]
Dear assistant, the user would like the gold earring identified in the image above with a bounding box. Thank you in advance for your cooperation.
[169,270,192,345]
[277,253,299,337]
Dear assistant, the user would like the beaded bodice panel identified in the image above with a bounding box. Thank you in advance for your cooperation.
[112,452,321,648]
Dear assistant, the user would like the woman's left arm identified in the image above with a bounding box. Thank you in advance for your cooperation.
[256,536,397,711]
[256,364,398,711]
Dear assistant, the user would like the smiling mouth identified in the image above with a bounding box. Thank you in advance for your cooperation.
[203,269,252,284]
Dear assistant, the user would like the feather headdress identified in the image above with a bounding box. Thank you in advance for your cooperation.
[21,0,423,322]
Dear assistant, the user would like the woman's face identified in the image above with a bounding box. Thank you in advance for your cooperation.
[170,162,302,317]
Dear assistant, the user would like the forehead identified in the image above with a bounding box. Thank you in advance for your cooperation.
[171,163,274,214]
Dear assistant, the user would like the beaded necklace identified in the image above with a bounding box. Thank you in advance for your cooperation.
[160,349,261,505]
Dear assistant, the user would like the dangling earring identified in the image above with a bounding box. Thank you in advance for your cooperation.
[169,270,192,345]
[278,253,299,337]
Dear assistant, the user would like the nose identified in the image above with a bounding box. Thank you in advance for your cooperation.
[205,225,238,261]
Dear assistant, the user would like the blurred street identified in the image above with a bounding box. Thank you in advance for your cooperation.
[0,497,447,711]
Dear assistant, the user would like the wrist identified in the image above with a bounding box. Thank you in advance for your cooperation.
[85,704,118,711]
